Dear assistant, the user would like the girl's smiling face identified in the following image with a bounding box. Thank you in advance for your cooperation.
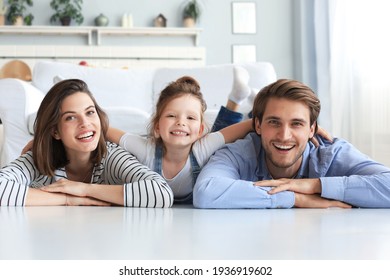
[155,94,204,149]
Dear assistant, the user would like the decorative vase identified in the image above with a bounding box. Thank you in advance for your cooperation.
[95,13,109,26]
[183,17,195,28]
[60,16,71,26]
[13,15,23,26]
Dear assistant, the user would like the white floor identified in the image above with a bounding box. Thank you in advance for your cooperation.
[1,206,390,260]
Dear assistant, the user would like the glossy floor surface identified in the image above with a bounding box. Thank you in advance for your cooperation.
[1,206,390,260]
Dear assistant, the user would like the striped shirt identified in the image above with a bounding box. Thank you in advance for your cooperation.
[0,142,173,207]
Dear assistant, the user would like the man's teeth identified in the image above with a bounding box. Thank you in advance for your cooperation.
[78,132,93,139]
[274,144,293,150]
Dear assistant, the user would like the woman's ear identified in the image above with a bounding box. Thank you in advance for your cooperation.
[51,129,61,140]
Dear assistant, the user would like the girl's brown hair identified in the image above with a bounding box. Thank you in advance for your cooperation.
[33,79,109,176]
[148,76,207,143]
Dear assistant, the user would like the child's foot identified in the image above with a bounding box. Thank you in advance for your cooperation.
[228,66,251,105]
[247,88,259,104]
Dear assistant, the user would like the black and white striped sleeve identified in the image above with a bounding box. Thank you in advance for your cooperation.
[104,143,173,208]
[0,153,39,206]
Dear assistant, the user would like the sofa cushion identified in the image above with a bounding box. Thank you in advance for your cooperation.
[32,61,156,113]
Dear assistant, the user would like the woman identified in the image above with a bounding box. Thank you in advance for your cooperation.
[0,79,173,207]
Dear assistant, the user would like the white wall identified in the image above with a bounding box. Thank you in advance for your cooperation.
[2,0,295,78]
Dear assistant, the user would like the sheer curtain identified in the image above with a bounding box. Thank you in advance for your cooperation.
[304,0,390,166]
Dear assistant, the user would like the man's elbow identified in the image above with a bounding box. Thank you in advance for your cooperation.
[193,178,218,209]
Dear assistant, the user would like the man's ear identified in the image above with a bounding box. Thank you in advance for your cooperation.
[309,121,316,139]
[254,118,262,135]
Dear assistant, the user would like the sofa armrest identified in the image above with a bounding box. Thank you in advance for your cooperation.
[0,78,44,167]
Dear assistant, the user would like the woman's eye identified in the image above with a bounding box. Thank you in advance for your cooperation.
[65,116,75,121]
[87,110,96,116]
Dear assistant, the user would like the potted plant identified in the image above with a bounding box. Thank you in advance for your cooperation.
[6,0,34,26]
[182,0,202,27]
[0,0,8,25]
[50,0,83,26]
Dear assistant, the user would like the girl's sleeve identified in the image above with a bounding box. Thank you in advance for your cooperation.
[0,153,38,206]
[193,131,225,166]
[105,144,173,208]
[119,133,149,163]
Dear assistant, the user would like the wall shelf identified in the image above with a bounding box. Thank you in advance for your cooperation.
[0,26,93,45]
[96,27,202,46]
[0,26,202,46]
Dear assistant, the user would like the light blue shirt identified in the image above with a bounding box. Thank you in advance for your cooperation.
[193,132,390,208]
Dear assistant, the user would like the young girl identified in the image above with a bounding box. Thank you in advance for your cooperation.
[107,72,254,203]
[107,70,332,204]
[1,79,173,207]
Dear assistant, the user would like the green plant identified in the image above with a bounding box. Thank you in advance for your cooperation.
[50,0,83,26]
[182,0,201,22]
[6,0,34,25]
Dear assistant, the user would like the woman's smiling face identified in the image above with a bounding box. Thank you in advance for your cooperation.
[54,92,101,158]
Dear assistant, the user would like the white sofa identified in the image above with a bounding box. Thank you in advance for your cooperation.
[0,60,277,167]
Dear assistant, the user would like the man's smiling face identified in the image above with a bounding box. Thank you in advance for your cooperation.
[255,97,315,178]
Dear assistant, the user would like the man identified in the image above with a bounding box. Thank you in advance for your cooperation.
[193,79,390,208]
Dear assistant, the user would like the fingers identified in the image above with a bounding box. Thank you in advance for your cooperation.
[329,200,352,209]
[317,126,333,142]
[254,179,291,194]
[310,136,320,147]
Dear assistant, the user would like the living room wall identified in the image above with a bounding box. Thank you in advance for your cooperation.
[2,0,295,78]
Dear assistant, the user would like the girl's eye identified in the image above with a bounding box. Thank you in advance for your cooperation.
[87,110,96,116]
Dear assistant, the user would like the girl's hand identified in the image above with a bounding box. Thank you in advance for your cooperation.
[21,139,34,154]
[310,126,333,147]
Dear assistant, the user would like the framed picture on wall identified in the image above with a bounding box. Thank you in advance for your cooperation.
[232,2,256,34]
[232,45,257,63]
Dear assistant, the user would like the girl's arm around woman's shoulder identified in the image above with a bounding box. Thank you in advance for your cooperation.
[104,143,173,208]
[219,119,253,144]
